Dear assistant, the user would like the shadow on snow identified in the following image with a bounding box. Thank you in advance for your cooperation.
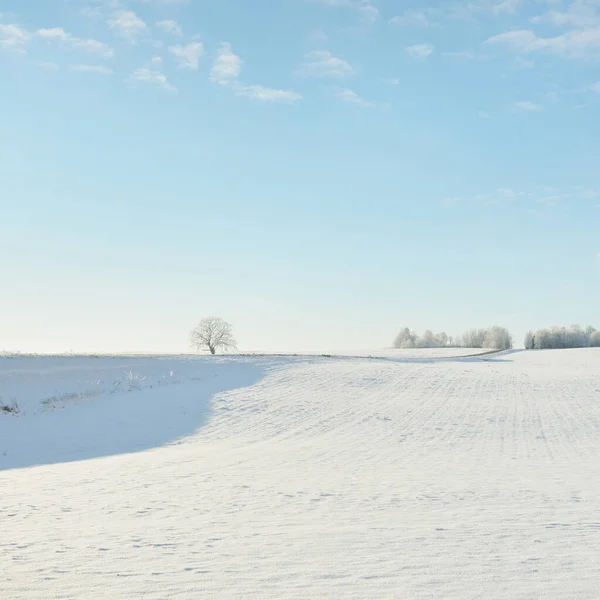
[0,359,266,472]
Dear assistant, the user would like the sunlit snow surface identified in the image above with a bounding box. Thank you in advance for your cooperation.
[2,349,600,599]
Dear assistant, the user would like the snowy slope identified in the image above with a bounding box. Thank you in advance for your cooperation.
[2,349,600,599]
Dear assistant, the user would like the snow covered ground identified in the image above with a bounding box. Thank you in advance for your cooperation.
[241,347,496,359]
[2,348,600,599]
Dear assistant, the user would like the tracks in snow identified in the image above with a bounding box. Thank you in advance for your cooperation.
[2,350,600,599]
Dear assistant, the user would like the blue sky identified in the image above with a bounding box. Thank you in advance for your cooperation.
[1,0,599,353]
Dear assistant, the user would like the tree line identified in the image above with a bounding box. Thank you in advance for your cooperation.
[393,326,513,350]
[187,318,600,355]
[524,325,600,349]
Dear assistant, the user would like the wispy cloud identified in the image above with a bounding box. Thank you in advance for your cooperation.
[236,85,302,103]
[406,43,434,60]
[490,0,521,16]
[358,2,379,24]
[37,28,114,58]
[137,0,189,3]
[446,186,598,207]
[210,42,243,85]
[383,77,399,85]
[486,26,600,59]
[108,10,147,43]
[72,64,114,74]
[531,3,600,28]
[590,81,600,93]
[0,23,30,54]
[169,41,203,69]
[478,110,490,118]
[390,11,432,28]
[156,20,183,36]
[151,55,163,65]
[307,0,379,24]
[81,6,103,19]
[210,42,301,103]
[298,50,354,78]
[335,88,375,108]
[513,100,543,111]
[439,0,522,20]
[128,67,177,92]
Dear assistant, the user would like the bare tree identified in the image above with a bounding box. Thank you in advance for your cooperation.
[190,317,237,355]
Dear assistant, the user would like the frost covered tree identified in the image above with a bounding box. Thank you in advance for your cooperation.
[418,330,438,348]
[394,327,417,349]
[458,326,512,350]
[483,326,513,350]
[459,328,487,349]
[190,317,237,355]
[591,331,600,347]
[393,327,451,349]
[435,332,449,348]
[395,325,512,350]
[525,325,598,349]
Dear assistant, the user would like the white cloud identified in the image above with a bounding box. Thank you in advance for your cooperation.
[72,64,113,74]
[129,67,177,92]
[151,56,163,65]
[590,81,600,92]
[491,0,521,15]
[37,28,114,58]
[406,43,434,60]
[513,100,543,110]
[486,26,600,59]
[358,2,380,24]
[108,10,147,43]
[210,42,243,85]
[0,24,30,53]
[235,84,302,103]
[38,28,71,42]
[156,20,183,36]
[383,77,399,85]
[169,41,204,69]
[531,3,600,28]
[390,11,431,28]
[210,42,301,104]
[439,0,522,19]
[478,110,490,118]
[298,50,354,78]
[335,87,375,108]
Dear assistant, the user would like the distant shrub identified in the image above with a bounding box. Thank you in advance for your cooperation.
[0,399,20,415]
[524,325,598,349]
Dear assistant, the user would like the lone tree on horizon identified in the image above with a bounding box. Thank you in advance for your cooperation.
[190,317,237,355]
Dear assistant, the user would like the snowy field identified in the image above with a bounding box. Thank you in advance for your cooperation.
[2,348,600,599]
[241,347,496,359]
